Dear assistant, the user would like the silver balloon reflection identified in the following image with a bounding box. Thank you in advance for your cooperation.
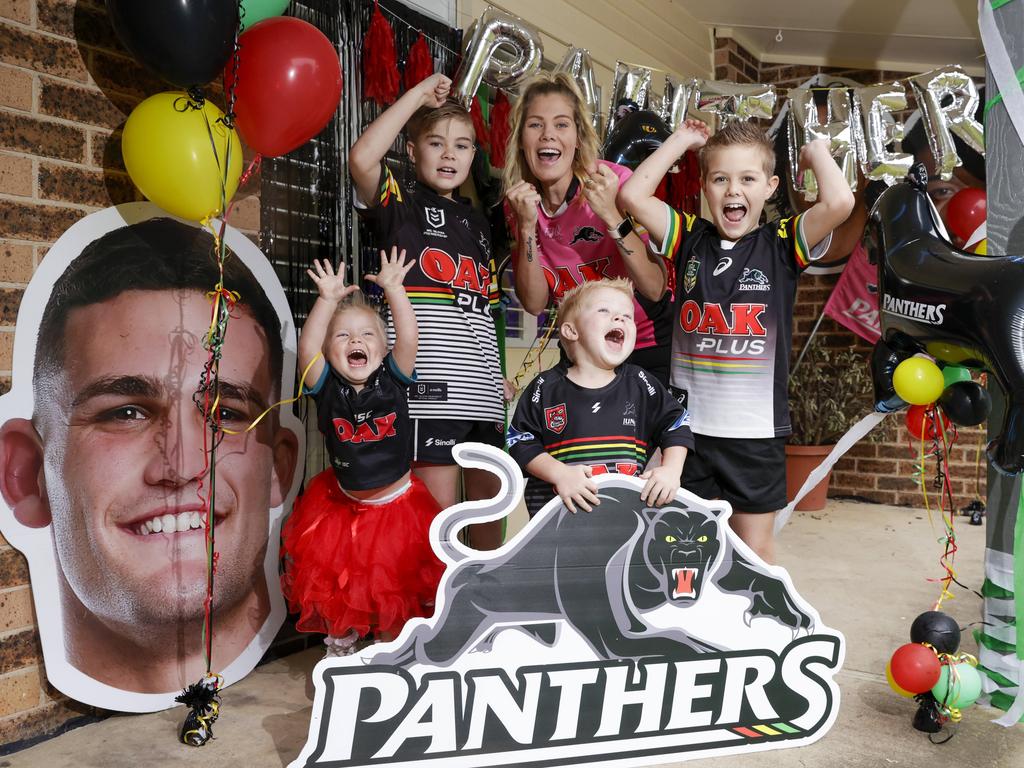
[909,66,985,180]
[451,7,542,110]
[687,79,775,129]
[607,62,653,135]
[663,75,696,131]
[852,83,912,186]
[555,47,601,133]
[787,86,857,201]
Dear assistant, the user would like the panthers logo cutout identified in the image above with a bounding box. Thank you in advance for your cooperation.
[291,445,845,768]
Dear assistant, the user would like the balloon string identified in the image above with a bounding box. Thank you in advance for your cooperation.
[219,353,323,436]
[511,305,558,392]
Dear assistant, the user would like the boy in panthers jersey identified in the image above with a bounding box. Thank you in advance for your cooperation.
[508,279,693,517]
[620,119,854,563]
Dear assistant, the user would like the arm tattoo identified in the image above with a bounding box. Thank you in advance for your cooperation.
[613,236,634,259]
[526,236,535,263]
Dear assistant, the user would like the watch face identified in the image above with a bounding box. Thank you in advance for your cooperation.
[616,217,633,239]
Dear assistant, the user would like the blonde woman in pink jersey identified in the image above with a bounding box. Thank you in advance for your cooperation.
[502,72,673,383]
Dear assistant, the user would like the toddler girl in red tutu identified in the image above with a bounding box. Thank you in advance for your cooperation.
[281,247,444,656]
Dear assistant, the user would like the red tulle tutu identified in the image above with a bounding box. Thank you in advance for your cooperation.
[281,470,444,638]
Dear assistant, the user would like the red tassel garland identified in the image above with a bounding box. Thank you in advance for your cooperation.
[489,90,511,168]
[469,96,490,153]
[363,1,399,106]
[404,32,433,91]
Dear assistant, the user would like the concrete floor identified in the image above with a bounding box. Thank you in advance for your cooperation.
[6,499,1022,768]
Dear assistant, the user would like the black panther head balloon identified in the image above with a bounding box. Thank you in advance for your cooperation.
[602,109,672,169]
[865,181,1024,475]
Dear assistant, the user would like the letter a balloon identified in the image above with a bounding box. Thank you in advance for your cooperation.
[122,93,243,221]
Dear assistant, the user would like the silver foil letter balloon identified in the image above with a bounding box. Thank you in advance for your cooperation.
[908,66,984,181]
[451,8,543,110]
[555,47,601,133]
[853,83,912,186]
[688,79,776,129]
[787,86,857,201]
[663,75,696,131]
[607,62,653,135]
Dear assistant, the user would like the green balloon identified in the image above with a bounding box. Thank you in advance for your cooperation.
[240,0,290,32]
[942,365,972,388]
[931,662,983,708]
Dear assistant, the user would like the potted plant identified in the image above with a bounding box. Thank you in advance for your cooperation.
[786,336,876,511]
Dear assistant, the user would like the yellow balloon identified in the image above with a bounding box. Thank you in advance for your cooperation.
[886,660,915,698]
[892,357,945,405]
[122,92,243,222]
[971,238,987,255]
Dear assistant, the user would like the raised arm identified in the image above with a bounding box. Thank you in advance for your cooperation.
[506,180,550,315]
[365,247,417,378]
[299,259,360,386]
[796,138,856,250]
[619,119,709,246]
[349,73,451,204]
[584,164,665,300]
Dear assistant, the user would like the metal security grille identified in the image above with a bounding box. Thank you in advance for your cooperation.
[259,0,462,327]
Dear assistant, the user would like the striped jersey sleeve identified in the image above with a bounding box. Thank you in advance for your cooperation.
[777,213,832,272]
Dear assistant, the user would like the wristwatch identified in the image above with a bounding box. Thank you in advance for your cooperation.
[611,215,634,239]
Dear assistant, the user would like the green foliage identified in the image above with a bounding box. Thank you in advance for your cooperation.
[788,337,875,446]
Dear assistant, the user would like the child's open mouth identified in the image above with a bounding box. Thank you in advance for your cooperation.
[537,148,561,166]
[347,350,368,366]
[724,203,747,223]
[438,166,457,178]
[605,328,625,348]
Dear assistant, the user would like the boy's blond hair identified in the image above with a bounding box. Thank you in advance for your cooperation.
[500,71,601,200]
[406,102,475,142]
[327,292,387,340]
[558,277,634,327]
[699,121,776,178]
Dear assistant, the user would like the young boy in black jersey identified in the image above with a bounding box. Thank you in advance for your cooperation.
[619,119,855,563]
[349,73,506,549]
[507,278,694,517]
[281,248,444,658]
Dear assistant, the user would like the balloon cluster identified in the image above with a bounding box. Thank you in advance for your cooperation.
[871,343,991,439]
[108,1,342,222]
[886,611,982,735]
[864,179,1024,473]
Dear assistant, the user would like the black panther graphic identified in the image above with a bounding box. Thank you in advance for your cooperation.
[374,456,813,668]
[570,225,604,245]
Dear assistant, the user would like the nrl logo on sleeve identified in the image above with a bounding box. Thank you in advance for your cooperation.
[291,446,846,768]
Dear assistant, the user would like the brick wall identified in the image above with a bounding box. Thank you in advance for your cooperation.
[0,0,263,748]
[716,34,989,510]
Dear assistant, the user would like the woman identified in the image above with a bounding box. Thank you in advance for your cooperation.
[502,72,672,382]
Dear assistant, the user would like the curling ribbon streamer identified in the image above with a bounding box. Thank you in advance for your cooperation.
[774,411,889,534]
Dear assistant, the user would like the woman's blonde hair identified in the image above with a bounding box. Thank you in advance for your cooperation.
[500,71,601,199]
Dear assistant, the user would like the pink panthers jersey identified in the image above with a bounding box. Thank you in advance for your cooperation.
[505,160,670,352]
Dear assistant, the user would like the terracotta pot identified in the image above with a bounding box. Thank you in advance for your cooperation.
[785,444,834,512]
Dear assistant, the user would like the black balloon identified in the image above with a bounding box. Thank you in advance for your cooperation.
[106,0,238,89]
[602,109,671,169]
[911,694,943,733]
[866,180,1024,475]
[870,339,908,413]
[910,610,961,654]
[938,380,992,426]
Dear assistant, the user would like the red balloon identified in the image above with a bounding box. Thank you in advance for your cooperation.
[889,643,941,694]
[225,17,342,157]
[904,404,949,440]
[943,188,986,245]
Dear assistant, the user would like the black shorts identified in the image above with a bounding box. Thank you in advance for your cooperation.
[411,418,505,464]
[682,434,787,513]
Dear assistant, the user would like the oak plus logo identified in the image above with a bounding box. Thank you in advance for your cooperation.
[291,447,845,768]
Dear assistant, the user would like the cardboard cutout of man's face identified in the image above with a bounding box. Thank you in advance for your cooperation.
[0,204,304,712]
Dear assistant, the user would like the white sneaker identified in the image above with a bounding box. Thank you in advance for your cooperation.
[324,629,360,657]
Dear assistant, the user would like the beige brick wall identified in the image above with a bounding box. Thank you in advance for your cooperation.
[0,0,262,747]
